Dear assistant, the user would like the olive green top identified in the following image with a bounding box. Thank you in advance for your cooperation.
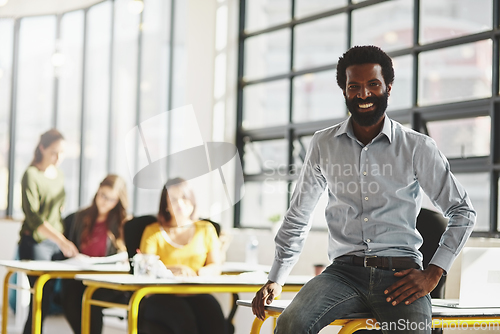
[20,166,65,243]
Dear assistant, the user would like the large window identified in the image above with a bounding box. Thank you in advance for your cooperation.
[57,10,85,216]
[0,19,14,216]
[236,0,500,237]
[0,0,178,219]
[13,16,56,217]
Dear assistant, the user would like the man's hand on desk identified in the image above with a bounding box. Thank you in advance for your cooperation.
[384,264,444,306]
[252,280,282,321]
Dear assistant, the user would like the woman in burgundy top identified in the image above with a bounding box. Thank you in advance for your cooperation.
[62,174,129,334]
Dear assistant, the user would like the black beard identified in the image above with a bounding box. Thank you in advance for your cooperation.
[346,92,389,127]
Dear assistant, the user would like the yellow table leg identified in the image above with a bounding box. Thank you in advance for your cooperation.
[249,311,284,334]
[250,314,268,334]
[2,270,14,334]
[31,274,51,334]
[337,319,373,334]
[81,285,100,334]
[128,288,151,334]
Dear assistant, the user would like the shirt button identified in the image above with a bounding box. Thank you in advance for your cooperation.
[363,172,367,176]
[364,147,368,151]
[366,239,371,243]
[364,197,369,200]
[364,218,368,222]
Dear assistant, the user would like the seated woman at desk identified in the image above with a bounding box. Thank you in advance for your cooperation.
[138,177,227,334]
[62,174,129,334]
[18,129,79,334]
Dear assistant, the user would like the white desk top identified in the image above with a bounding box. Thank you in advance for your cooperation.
[236,299,500,318]
[0,259,268,274]
[0,259,271,279]
[221,262,271,274]
[75,273,312,286]
[0,259,129,273]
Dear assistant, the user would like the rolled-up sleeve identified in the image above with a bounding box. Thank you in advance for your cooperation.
[268,133,327,285]
[415,136,476,274]
[21,170,45,232]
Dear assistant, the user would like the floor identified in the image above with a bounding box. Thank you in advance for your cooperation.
[3,307,128,334]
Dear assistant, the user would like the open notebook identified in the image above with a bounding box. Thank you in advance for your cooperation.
[432,247,500,308]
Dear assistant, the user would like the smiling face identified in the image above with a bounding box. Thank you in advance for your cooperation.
[343,63,391,127]
[166,185,195,225]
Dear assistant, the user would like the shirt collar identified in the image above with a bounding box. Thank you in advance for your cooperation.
[379,115,393,143]
[334,117,353,138]
[334,115,393,144]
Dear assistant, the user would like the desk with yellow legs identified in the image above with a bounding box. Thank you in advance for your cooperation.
[237,299,500,334]
[0,260,129,334]
[77,274,311,334]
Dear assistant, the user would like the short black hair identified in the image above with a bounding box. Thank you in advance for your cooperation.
[336,45,394,91]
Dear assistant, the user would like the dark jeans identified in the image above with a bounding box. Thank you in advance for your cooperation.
[61,279,129,334]
[18,235,63,334]
[275,261,432,334]
[139,294,227,334]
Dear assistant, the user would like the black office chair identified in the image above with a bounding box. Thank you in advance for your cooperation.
[416,208,448,300]
[200,217,222,237]
[355,208,449,333]
[63,212,77,240]
[123,215,158,274]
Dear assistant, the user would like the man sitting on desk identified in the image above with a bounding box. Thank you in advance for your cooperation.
[251,45,476,334]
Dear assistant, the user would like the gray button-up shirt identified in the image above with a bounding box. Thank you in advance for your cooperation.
[269,116,476,285]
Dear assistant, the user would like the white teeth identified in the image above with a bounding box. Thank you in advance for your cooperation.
[358,103,374,109]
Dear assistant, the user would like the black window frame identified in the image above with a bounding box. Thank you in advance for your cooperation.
[235,0,500,237]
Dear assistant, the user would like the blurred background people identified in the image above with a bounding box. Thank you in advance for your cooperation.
[62,174,130,334]
[138,177,227,334]
[18,129,79,334]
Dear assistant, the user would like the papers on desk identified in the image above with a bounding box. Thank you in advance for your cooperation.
[0,259,129,272]
[61,252,129,266]
[58,253,130,271]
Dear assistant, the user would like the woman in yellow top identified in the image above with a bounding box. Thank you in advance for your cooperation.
[139,178,227,334]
